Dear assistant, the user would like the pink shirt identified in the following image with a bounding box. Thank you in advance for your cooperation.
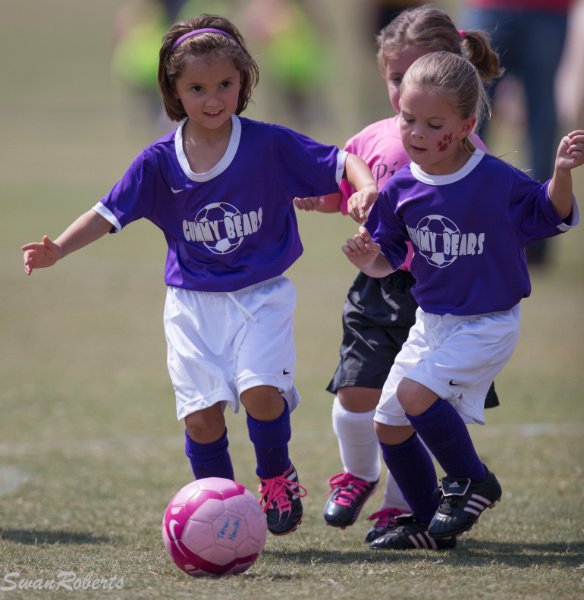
[339,116,408,214]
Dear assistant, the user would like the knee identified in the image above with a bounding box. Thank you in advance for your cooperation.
[374,421,414,445]
[337,386,381,413]
[396,379,417,413]
[240,385,285,420]
[396,378,438,416]
[184,406,225,443]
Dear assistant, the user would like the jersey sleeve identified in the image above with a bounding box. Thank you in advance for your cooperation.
[337,136,360,215]
[509,167,580,244]
[366,191,409,271]
[272,125,346,197]
[93,149,156,232]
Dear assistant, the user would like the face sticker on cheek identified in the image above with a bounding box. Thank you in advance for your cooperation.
[437,133,453,152]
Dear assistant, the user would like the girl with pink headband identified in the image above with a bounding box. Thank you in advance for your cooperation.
[22,14,378,538]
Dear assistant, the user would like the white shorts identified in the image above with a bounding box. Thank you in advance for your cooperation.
[164,276,301,420]
[375,305,521,427]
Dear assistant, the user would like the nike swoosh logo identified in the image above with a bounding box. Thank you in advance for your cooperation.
[168,519,189,557]
[396,196,413,208]
[170,187,183,194]
[449,380,459,386]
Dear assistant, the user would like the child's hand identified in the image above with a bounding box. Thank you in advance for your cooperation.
[347,186,378,223]
[342,226,381,269]
[21,235,64,275]
[293,196,321,211]
[293,193,341,213]
[556,130,584,170]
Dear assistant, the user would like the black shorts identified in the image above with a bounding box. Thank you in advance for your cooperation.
[326,270,500,409]
[327,270,418,393]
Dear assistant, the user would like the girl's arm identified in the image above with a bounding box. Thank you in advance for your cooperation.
[548,130,584,219]
[343,153,378,223]
[294,153,377,217]
[293,192,342,213]
[342,226,393,278]
[22,210,112,275]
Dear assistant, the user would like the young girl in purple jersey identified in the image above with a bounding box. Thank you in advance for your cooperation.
[343,50,582,550]
[295,5,502,544]
[21,14,377,537]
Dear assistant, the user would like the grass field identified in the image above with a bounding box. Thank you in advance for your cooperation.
[1,1,583,599]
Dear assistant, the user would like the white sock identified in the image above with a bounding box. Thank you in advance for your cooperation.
[380,468,410,513]
[331,396,380,482]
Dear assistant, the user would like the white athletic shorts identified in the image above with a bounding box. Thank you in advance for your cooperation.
[375,305,521,427]
[164,276,301,421]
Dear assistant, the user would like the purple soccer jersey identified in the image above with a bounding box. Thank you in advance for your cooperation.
[94,115,346,292]
[368,150,579,315]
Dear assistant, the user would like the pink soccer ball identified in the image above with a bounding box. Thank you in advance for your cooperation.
[162,477,267,577]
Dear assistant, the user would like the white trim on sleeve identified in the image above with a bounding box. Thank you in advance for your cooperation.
[92,202,122,232]
[336,149,348,185]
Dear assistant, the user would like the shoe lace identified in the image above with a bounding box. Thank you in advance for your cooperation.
[367,507,404,528]
[325,472,372,508]
[259,473,307,517]
[436,488,462,515]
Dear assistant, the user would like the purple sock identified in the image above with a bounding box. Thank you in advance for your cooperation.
[247,403,291,479]
[380,433,439,523]
[407,399,486,481]
[184,429,234,480]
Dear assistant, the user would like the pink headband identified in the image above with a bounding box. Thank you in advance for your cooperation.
[171,28,236,51]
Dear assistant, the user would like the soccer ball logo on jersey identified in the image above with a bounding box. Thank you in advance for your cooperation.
[407,214,485,268]
[182,202,263,254]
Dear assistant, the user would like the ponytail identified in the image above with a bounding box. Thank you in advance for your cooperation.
[462,30,504,83]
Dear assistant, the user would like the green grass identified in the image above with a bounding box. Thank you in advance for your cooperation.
[1,1,583,598]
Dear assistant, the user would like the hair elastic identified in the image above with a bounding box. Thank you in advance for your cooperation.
[171,28,236,51]
[459,29,467,39]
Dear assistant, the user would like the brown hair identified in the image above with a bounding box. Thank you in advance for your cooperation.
[158,14,260,121]
[376,5,503,84]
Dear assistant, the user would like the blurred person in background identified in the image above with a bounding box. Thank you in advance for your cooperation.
[369,0,424,43]
[112,0,182,134]
[556,0,584,130]
[112,0,236,135]
[463,0,574,268]
[242,0,330,131]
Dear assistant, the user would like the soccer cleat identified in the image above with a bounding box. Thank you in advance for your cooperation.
[323,472,378,528]
[364,507,405,543]
[428,466,502,539]
[258,464,307,536]
[370,513,456,550]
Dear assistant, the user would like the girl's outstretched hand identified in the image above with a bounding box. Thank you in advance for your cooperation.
[556,130,584,170]
[21,235,63,275]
